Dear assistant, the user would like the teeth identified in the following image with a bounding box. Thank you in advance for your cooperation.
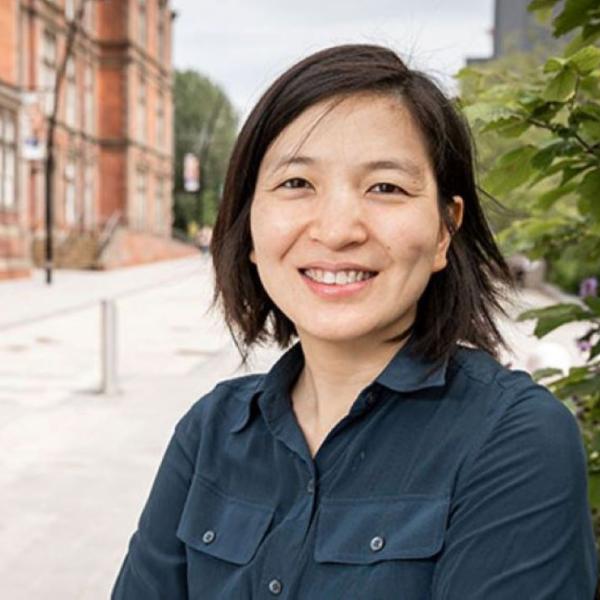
[304,269,374,285]
[323,271,336,284]
[335,271,348,285]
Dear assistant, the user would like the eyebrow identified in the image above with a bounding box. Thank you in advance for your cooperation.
[269,154,425,180]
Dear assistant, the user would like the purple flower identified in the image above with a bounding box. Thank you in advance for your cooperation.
[576,338,593,353]
[579,277,598,298]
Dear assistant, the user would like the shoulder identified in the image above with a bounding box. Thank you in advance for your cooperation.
[449,346,585,487]
[174,373,265,444]
[449,344,572,419]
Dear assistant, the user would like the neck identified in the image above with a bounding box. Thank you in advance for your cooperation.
[293,335,409,425]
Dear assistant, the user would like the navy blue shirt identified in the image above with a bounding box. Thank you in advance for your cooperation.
[112,341,597,599]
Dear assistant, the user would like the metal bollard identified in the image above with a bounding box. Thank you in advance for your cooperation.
[101,299,118,395]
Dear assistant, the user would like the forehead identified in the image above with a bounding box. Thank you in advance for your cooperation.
[259,92,433,173]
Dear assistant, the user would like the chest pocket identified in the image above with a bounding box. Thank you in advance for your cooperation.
[176,475,274,565]
[314,494,449,564]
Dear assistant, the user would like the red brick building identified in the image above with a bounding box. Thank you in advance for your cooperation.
[0,0,190,280]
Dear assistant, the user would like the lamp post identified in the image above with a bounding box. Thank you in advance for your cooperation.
[44,0,92,284]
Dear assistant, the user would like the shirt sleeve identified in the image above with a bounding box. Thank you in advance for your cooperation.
[111,415,199,599]
[431,382,598,599]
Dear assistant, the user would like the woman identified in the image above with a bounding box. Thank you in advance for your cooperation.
[112,44,597,598]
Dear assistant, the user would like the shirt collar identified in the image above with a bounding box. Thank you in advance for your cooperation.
[229,343,303,433]
[229,337,448,434]
[375,336,449,393]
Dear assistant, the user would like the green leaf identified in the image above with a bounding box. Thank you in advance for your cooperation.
[582,22,600,43]
[530,141,578,171]
[561,165,589,186]
[462,103,514,125]
[534,181,579,210]
[529,101,563,123]
[591,340,600,360]
[543,66,578,102]
[587,472,600,509]
[532,367,565,381]
[567,46,600,74]
[544,57,566,73]
[578,170,600,220]
[581,120,600,140]
[559,377,600,397]
[483,146,537,195]
[553,0,598,37]
[528,0,559,10]
[518,303,592,336]
[529,158,583,186]
[565,27,600,56]
[584,296,600,315]
[569,102,600,124]
[481,116,530,137]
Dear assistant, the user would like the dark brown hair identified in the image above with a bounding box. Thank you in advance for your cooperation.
[211,43,513,363]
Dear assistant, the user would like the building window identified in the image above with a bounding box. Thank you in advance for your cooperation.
[65,57,77,128]
[0,110,17,210]
[41,30,57,116]
[137,73,146,143]
[83,162,95,229]
[138,0,147,48]
[84,63,94,134]
[156,89,165,150]
[155,175,164,232]
[83,1,93,32]
[64,158,77,226]
[134,167,147,229]
[157,2,166,63]
[65,0,75,21]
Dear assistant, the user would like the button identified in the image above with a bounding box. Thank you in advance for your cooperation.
[370,535,385,552]
[306,478,315,494]
[268,578,283,595]
[202,529,216,544]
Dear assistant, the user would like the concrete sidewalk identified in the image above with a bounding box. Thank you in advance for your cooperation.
[0,256,280,599]
[0,257,589,598]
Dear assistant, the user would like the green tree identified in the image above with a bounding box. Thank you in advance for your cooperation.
[459,0,600,544]
[173,70,238,234]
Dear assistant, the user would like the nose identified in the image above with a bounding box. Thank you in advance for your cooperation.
[307,188,368,250]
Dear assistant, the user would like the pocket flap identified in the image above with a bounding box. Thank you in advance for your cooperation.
[315,495,449,564]
[176,476,274,565]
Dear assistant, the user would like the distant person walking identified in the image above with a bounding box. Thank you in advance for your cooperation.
[196,225,212,254]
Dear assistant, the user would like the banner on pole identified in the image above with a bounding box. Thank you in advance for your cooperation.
[22,92,46,161]
[183,153,200,192]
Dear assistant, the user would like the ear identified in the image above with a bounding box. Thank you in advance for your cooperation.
[432,195,464,272]
[249,248,256,264]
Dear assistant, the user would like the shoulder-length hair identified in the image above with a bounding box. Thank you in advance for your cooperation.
[211,43,513,363]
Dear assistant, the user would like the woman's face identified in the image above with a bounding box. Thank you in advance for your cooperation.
[250,92,463,347]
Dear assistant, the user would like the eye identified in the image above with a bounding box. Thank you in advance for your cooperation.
[279,177,312,190]
[368,182,407,195]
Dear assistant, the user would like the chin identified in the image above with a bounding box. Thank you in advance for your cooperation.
[296,320,380,344]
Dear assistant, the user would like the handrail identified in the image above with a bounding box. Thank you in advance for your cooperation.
[97,210,122,257]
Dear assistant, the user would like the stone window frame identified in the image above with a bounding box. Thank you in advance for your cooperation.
[0,109,18,211]
[41,29,58,116]
[133,165,148,230]
[137,70,146,144]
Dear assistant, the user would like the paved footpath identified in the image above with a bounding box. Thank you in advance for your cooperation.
[0,256,588,599]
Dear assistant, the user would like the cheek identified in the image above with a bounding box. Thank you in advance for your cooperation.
[378,211,440,261]
[250,200,303,260]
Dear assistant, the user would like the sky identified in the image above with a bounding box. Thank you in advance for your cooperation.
[170,0,495,119]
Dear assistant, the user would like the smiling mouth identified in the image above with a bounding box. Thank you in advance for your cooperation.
[299,268,378,286]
